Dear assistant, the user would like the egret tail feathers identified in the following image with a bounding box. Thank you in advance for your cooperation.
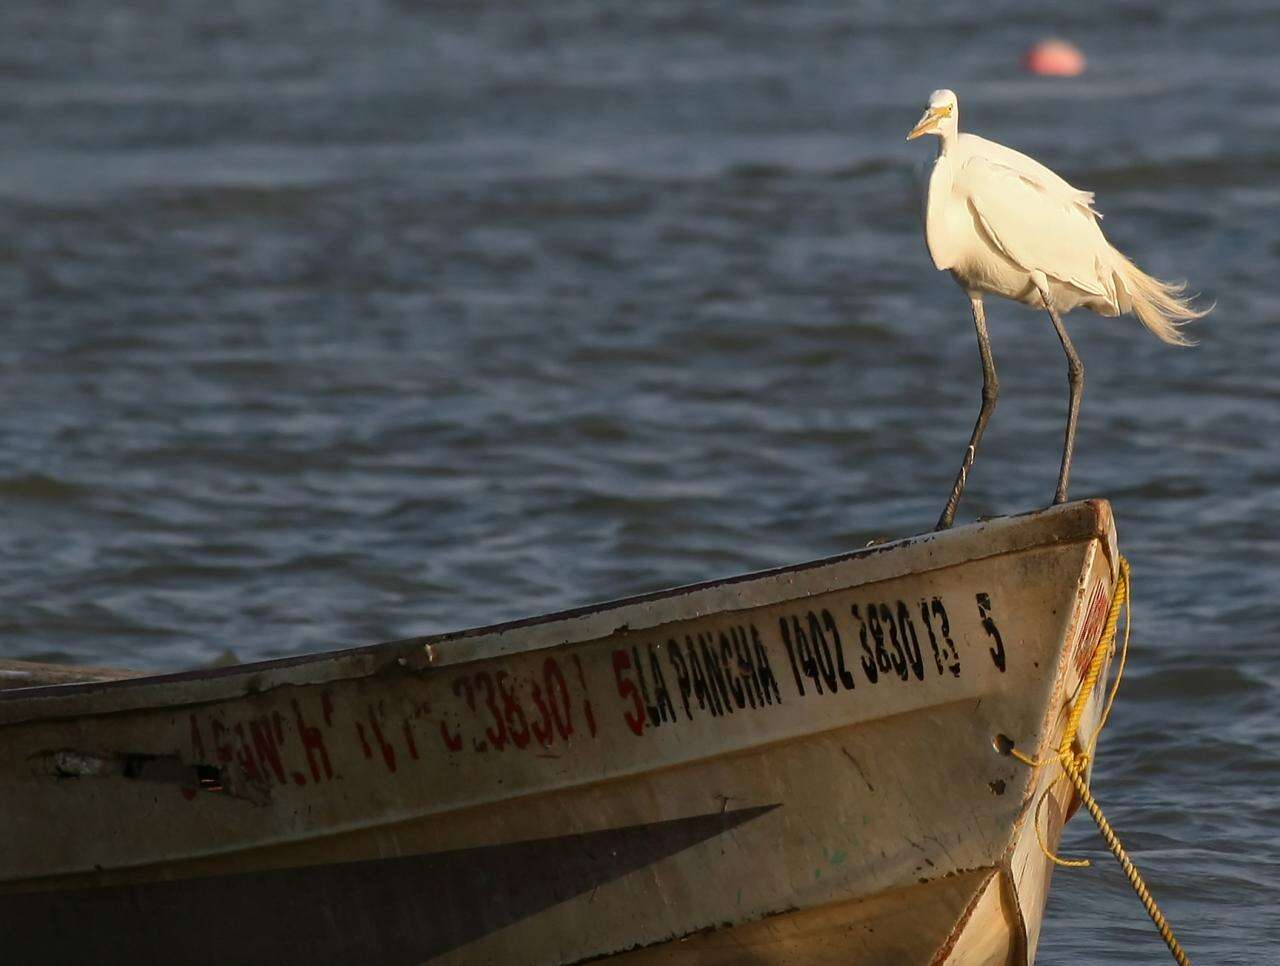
[1111,252,1207,346]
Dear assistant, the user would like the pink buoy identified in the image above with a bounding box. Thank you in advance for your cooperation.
[1022,38,1086,77]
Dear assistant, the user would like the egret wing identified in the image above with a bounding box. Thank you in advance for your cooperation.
[961,156,1112,298]
[961,134,1098,215]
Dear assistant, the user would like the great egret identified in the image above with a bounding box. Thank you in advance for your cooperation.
[907,89,1206,529]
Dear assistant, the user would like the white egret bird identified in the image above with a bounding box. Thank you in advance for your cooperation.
[907,89,1206,529]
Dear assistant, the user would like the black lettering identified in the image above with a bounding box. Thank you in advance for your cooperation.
[807,612,839,693]
[779,617,805,697]
[976,593,1007,672]
[631,645,657,726]
[752,625,782,704]
[895,601,925,680]
[685,637,722,715]
[667,641,694,719]
[867,606,893,676]
[731,626,760,708]
[647,643,677,724]
[852,605,878,683]
[699,633,735,714]
[931,598,961,676]
[719,632,747,709]
[920,600,945,675]
[823,609,856,690]
[878,603,909,681]
[790,616,823,694]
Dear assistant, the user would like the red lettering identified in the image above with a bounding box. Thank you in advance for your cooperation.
[292,699,333,782]
[451,676,490,752]
[355,722,373,759]
[440,718,463,752]
[403,720,419,760]
[612,650,645,736]
[529,682,555,747]
[367,708,397,773]
[475,672,508,751]
[233,722,261,781]
[496,672,530,749]
[250,717,287,785]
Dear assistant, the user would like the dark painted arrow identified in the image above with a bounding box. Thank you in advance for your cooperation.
[3,803,779,965]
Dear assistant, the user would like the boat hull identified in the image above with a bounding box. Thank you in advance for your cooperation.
[0,501,1119,965]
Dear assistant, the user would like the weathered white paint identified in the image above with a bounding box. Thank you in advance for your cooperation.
[0,499,1118,965]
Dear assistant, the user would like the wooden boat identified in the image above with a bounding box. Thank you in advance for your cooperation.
[0,499,1121,965]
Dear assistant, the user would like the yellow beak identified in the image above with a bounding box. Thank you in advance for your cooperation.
[906,107,946,141]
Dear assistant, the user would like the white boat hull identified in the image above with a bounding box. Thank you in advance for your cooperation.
[0,500,1120,964]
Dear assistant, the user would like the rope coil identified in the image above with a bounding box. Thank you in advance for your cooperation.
[1010,557,1190,966]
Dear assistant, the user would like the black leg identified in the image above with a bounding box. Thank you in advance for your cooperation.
[1037,284,1084,504]
[937,296,998,530]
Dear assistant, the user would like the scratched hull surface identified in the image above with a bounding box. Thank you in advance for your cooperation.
[0,501,1118,965]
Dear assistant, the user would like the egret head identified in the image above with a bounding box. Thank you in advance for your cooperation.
[907,90,959,141]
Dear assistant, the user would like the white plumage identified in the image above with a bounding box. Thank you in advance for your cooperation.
[907,89,1205,528]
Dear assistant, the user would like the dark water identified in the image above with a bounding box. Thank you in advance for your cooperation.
[1,1,1276,961]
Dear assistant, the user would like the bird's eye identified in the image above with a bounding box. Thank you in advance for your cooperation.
[936,105,953,117]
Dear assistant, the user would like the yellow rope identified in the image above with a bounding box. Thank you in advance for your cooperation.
[1060,752,1190,965]
[1088,564,1132,752]
[1059,556,1129,757]
[1009,557,1191,965]
[1031,777,1090,868]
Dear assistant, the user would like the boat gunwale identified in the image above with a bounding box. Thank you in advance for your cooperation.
[0,500,1115,726]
